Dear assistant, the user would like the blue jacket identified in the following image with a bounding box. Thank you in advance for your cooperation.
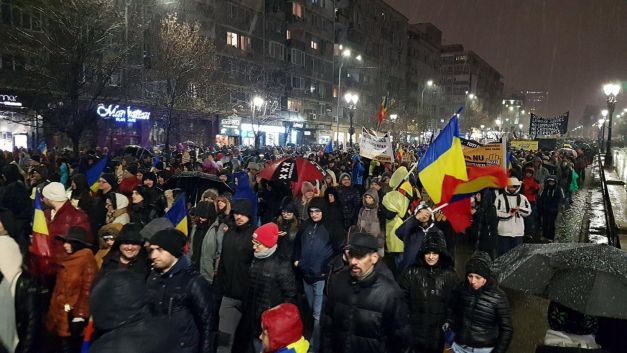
[232,171,258,223]
[293,221,334,283]
[395,218,444,272]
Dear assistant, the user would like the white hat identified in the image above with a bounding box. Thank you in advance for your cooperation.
[508,177,522,187]
[114,193,129,209]
[42,182,68,202]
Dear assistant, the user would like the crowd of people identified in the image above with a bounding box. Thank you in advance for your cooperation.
[0,141,616,353]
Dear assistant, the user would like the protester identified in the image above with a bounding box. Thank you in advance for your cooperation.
[94,223,123,268]
[130,186,157,226]
[91,173,117,235]
[446,251,513,353]
[336,173,361,230]
[100,223,150,278]
[495,177,532,255]
[188,201,212,269]
[395,204,444,271]
[260,303,309,353]
[321,233,411,353]
[275,198,299,260]
[147,229,214,353]
[537,176,564,242]
[105,193,130,225]
[353,188,383,256]
[199,196,230,284]
[295,181,316,222]
[47,227,97,353]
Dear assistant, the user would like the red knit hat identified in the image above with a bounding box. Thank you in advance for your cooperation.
[261,303,303,352]
[253,222,279,248]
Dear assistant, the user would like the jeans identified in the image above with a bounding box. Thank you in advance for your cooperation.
[498,235,524,256]
[303,279,325,353]
[217,296,243,353]
[451,342,494,353]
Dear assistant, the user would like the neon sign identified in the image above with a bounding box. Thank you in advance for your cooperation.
[0,94,22,107]
[96,103,150,123]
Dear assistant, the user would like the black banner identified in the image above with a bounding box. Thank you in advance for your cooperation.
[529,112,569,137]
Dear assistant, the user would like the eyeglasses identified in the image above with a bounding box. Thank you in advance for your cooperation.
[102,235,115,241]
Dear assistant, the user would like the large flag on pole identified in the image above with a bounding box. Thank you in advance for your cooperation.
[376,95,389,130]
[165,194,189,236]
[418,114,468,205]
[31,191,51,257]
[86,157,109,193]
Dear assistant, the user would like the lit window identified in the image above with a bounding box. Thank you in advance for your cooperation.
[286,30,291,40]
[310,40,318,50]
[292,3,303,18]
[288,98,302,112]
[226,32,238,47]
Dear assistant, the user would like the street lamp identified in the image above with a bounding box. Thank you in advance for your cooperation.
[335,48,362,145]
[344,92,359,147]
[420,79,435,118]
[603,82,621,167]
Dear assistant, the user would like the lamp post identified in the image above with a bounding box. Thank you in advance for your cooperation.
[335,48,361,146]
[600,109,608,153]
[603,83,621,167]
[420,80,434,116]
[344,92,359,147]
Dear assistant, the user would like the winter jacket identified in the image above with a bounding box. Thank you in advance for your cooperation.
[320,268,411,353]
[356,189,382,244]
[522,175,541,203]
[336,184,361,229]
[199,215,228,284]
[381,166,413,253]
[494,187,532,237]
[293,198,336,283]
[276,216,299,261]
[398,233,458,352]
[189,221,210,269]
[537,181,564,213]
[45,248,97,337]
[395,218,444,271]
[146,256,214,353]
[117,175,139,198]
[215,220,255,300]
[130,202,157,227]
[90,270,178,353]
[447,281,513,353]
[14,272,40,353]
[99,247,151,279]
[45,201,92,259]
[247,252,297,338]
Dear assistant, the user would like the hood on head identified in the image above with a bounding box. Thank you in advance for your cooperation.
[261,303,304,352]
[389,166,409,189]
[234,171,251,191]
[231,198,253,219]
[417,232,453,268]
[362,188,379,208]
[90,270,148,332]
[307,197,327,221]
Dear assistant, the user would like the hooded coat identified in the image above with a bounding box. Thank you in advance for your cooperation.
[89,270,179,353]
[232,171,258,224]
[356,189,382,244]
[381,167,413,253]
[494,183,532,237]
[537,177,564,213]
[398,233,458,353]
[395,216,444,272]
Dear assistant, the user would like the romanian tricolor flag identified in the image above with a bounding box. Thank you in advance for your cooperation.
[376,96,389,130]
[277,336,310,353]
[418,115,468,205]
[31,191,51,257]
[165,194,189,236]
[80,319,94,353]
[86,157,109,193]
[444,166,509,203]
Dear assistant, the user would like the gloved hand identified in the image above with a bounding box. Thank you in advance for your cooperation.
[70,317,86,337]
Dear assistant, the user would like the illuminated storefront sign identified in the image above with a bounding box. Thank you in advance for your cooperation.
[0,94,23,107]
[96,103,150,123]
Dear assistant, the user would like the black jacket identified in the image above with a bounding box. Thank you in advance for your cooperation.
[90,270,179,353]
[398,233,458,352]
[100,248,151,279]
[146,256,214,353]
[130,202,157,227]
[247,251,297,337]
[214,221,255,300]
[321,268,411,353]
[336,185,361,229]
[447,281,513,353]
[14,272,41,353]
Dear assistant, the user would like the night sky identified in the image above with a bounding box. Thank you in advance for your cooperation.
[386,0,627,122]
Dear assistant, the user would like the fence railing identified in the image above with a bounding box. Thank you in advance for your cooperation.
[597,153,621,248]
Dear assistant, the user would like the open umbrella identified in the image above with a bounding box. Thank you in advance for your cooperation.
[560,147,578,158]
[258,157,326,196]
[492,243,627,319]
[166,171,232,204]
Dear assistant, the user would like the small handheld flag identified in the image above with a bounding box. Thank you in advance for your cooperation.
[165,194,189,236]
[31,191,51,257]
[86,157,109,193]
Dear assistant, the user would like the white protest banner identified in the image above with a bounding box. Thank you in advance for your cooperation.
[359,127,394,162]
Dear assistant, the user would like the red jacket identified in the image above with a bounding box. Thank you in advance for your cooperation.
[46,202,92,259]
[118,175,139,197]
[522,176,541,203]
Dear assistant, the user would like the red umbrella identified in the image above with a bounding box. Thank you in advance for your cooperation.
[258,157,326,196]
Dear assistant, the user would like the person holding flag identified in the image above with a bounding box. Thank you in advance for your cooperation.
[164,193,189,236]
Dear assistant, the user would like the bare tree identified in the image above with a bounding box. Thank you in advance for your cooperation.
[146,14,220,158]
[0,0,132,156]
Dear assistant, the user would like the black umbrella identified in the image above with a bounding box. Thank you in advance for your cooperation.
[166,172,232,204]
[492,243,627,319]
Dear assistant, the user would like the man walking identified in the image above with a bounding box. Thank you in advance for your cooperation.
[320,233,411,353]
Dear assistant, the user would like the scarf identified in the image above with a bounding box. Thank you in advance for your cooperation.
[254,245,277,259]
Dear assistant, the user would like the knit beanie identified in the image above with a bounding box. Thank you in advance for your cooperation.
[150,228,186,258]
[301,181,315,195]
[143,172,157,183]
[42,182,68,202]
[101,173,118,189]
[253,223,279,248]
[339,172,351,182]
[261,303,304,352]
[465,251,493,280]
[140,217,174,241]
